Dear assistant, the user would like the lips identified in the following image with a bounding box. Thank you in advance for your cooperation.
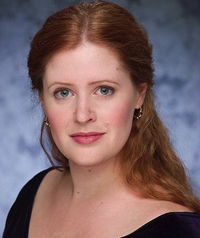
[70,132,105,145]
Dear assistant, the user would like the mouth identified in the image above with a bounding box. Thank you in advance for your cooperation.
[69,132,105,145]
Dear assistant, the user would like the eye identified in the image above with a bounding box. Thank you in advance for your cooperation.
[95,86,114,96]
[54,89,73,99]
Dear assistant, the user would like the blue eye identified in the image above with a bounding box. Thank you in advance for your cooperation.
[96,86,114,96]
[60,90,69,97]
[54,89,72,99]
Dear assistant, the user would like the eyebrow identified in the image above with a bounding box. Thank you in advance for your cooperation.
[48,82,73,89]
[48,79,119,89]
[89,80,119,86]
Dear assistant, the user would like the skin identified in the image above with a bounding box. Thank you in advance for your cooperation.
[29,43,190,238]
[41,42,146,170]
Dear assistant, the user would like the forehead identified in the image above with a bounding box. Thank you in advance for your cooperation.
[44,43,130,83]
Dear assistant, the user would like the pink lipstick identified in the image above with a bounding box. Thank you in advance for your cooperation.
[70,132,105,145]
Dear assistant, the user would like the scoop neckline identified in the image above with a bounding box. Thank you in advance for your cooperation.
[27,169,199,238]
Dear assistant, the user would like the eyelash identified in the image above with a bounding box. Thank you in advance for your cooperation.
[54,86,115,100]
[95,86,115,96]
[54,88,73,99]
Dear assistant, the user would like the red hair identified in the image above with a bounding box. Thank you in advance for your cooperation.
[28,1,200,213]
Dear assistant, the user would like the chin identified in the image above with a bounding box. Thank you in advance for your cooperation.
[67,154,116,169]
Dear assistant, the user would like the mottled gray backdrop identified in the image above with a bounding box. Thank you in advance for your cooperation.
[0,0,200,235]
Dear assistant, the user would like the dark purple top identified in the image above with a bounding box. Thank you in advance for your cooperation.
[3,168,200,238]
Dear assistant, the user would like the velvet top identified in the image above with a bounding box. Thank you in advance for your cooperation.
[3,168,200,238]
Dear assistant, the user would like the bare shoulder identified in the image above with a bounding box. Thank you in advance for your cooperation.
[34,168,70,204]
[139,198,193,219]
[40,168,68,186]
[153,199,192,212]
[119,196,193,235]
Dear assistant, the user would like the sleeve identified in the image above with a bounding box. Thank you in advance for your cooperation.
[131,212,200,238]
[2,168,52,238]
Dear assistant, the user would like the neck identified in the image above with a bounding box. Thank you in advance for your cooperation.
[67,158,126,200]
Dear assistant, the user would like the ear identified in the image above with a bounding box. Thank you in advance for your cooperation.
[135,83,148,109]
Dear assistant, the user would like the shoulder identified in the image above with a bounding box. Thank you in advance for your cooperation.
[7,168,54,215]
[3,168,55,237]
[14,168,54,205]
[32,167,71,207]
[153,212,200,237]
[124,198,200,238]
[130,212,200,238]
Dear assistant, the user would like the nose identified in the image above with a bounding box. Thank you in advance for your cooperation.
[74,97,96,124]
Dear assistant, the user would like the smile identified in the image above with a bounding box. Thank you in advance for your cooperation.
[70,132,105,145]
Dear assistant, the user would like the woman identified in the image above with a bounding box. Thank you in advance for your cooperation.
[3,1,200,237]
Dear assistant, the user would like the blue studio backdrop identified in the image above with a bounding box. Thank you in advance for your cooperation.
[0,0,200,235]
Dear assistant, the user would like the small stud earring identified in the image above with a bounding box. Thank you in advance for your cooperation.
[134,107,143,120]
[44,115,51,127]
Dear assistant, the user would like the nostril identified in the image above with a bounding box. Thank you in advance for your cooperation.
[74,109,96,124]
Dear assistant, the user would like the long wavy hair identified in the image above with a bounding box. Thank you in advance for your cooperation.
[27,1,200,213]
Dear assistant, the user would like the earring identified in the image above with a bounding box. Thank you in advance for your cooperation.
[44,115,51,127]
[134,107,143,120]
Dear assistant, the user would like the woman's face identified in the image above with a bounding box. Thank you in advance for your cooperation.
[41,43,146,167]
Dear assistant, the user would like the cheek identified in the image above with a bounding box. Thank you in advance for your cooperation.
[107,100,134,129]
[46,107,69,132]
